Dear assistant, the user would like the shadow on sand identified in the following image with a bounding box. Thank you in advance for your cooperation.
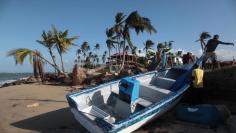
[8,98,67,103]
[11,108,87,133]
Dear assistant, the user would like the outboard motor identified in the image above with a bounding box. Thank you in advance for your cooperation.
[119,77,140,113]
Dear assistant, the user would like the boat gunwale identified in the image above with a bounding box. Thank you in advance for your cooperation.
[68,70,158,98]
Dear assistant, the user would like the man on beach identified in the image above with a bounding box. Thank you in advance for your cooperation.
[203,35,234,68]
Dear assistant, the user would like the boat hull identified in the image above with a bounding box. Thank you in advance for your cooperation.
[70,93,183,133]
[67,65,196,133]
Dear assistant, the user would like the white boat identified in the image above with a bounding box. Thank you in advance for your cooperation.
[66,58,202,133]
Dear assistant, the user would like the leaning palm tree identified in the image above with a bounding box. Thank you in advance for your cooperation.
[143,40,154,57]
[52,26,78,72]
[32,51,44,80]
[7,48,62,76]
[37,30,59,74]
[119,11,157,72]
[196,32,211,53]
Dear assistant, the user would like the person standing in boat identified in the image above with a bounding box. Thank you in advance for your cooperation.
[203,35,234,68]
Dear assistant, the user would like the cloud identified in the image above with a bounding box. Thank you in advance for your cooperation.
[192,49,236,61]
[171,49,187,54]
[215,49,236,61]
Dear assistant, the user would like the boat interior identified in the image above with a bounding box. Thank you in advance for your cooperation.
[72,68,186,125]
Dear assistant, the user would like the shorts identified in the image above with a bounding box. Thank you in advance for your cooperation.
[203,52,217,63]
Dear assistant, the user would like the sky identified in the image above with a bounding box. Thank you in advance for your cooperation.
[0,0,236,73]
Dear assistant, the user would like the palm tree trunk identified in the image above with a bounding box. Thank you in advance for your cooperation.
[48,48,59,74]
[59,53,65,72]
[115,42,118,70]
[146,48,148,58]
[200,40,207,54]
[37,54,63,74]
[33,56,39,78]
[119,38,126,72]
[108,49,112,72]
[118,37,121,68]
[200,41,204,53]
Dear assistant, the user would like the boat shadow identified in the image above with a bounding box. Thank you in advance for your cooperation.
[11,107,87,133]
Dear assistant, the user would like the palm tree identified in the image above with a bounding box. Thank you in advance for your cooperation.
[77,55,81,65]
[93,54,98,66]
[88,51,93,57]
[52,26,78,72]
[80,41,90,66]
[76,49,82,66]
[157,42,164,50]
[37,30,59,74]
[119,11,157,72]
[102,51,107,64]
[77,49,82,55]
[106,39,114,60]
[96,56,99,65]
[7,48,62,76]
[32,51,44,80]
[131,46,137,55]
[106,27,116,71]
[143,40,154,57]
[131,46,138,62]
[114,12,126,60]
[196,32,211,53]
[102,55,106,64]
[104,51,107,56]
[94,43,100,55]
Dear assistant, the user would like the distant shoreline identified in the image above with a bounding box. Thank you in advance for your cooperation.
[0,73,32,87]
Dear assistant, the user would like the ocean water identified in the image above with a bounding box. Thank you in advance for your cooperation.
[0,73,32,87]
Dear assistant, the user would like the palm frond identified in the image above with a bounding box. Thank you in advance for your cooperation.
[125,11,157,35]
[115,12,126,24]
[7,48,35,65]
[200,32,211,40]
[106,27,115,37]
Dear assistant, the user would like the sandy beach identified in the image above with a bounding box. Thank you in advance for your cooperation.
[0,83,232,133]
[0,84,87,133]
